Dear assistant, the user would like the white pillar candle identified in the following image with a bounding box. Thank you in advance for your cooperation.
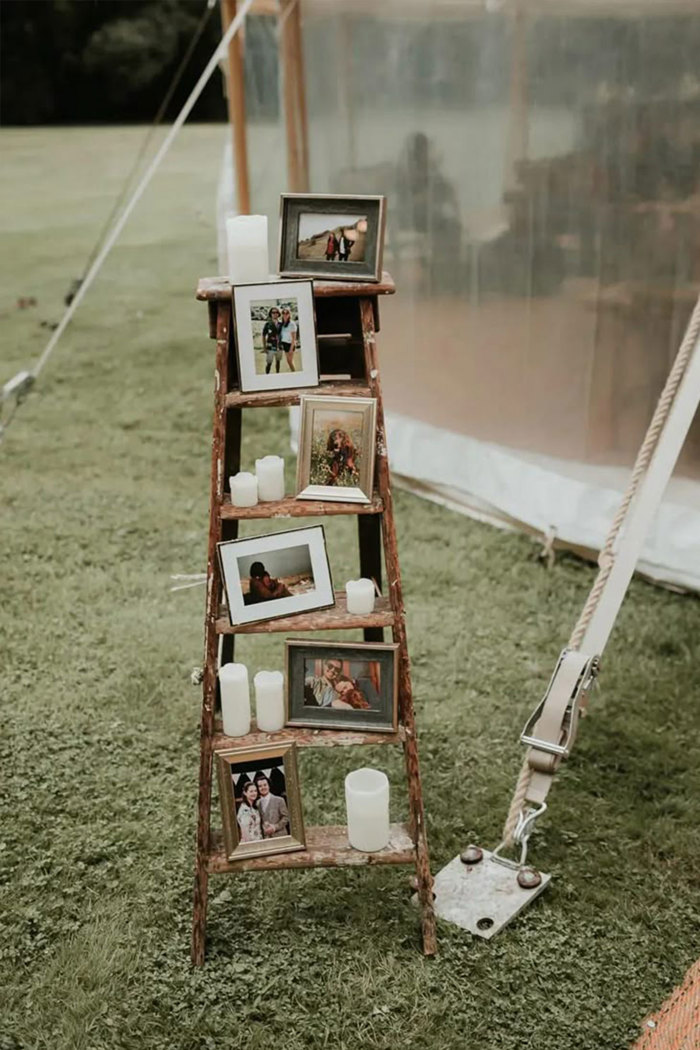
[346,578,376,615]
[254,670,285,732]
[345,768,390,852]
[218,663,251,737]
[226,214,269,285]
[255,455,285,502]
[229,471,258,508]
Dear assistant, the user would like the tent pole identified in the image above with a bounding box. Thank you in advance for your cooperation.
[220,0,251,213]
[290,0,310,190]
[505,1,528,192]
[280,0,303,192]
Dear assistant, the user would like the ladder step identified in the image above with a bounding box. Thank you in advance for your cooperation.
[207,822,414,873]
[215,593,395,635]
[211,722,405,751]
[220,493,384,520]
[225,380,371,410]
[196,273,396,302]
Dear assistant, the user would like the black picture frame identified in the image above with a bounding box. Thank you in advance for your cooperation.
[278,194,386,283]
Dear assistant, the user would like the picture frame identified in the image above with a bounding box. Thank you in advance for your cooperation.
[296,395,377,504]
[285,639,399,733]
[278,194,386,282]
[215,742,305,862]
[231,279,319,392]
[217,525,334,627]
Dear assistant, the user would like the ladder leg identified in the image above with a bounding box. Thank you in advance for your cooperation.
[359,296,436,955]
[191,748,213,965]
[191,300,231,964]
[357,514,384,643]
[404,730,437,956]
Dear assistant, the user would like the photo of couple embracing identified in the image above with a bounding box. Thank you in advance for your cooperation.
[235,771,290,843]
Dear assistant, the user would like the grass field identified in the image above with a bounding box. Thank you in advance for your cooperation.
[1,126,699,1050]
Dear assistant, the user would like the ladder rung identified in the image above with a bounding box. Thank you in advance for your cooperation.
[210,722,405,752]
[220,493,384,520]
[196,273,396,302]
[206,822,414,873]
[215,593,395,635]
[225,380,371,410]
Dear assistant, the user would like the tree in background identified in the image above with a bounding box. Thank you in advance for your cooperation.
[0,0,278,125]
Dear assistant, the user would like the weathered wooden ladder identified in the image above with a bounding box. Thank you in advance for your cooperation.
[191,272,436,962]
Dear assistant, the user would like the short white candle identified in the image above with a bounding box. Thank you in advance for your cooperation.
[229,471,258,507]
[345,768,390,852]
[254,670,285,732]
[226,214,269,285]
[346,578,376,615]
[218,663,251,737]
[255,455,285,502]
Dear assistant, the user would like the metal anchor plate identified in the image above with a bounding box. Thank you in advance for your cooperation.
[432,849,551,939]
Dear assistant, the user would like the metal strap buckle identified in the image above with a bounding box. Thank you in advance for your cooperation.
[492,802,547,870]
[520,649,599,759]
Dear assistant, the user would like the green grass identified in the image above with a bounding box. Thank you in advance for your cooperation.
[1,126,700,1050]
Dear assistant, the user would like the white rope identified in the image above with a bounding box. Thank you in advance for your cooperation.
[27,0,255,384]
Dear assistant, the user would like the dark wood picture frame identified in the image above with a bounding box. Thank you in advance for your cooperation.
[285,639,399,733]
[278,194,386,282]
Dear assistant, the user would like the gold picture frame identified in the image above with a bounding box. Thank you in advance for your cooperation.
[215,742,305,862]
[296,395,377,504]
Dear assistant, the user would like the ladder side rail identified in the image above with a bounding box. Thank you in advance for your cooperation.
[359,298,437,956]
[192,299,232,965]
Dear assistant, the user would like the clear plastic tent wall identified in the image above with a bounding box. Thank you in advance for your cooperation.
[224,1,700,590]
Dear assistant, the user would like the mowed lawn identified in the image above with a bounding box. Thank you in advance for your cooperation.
[1,126,699,1050]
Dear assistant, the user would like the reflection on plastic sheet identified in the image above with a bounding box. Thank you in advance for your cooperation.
[244,6,700,474]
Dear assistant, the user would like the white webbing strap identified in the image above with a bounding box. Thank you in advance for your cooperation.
[503,289,700,845]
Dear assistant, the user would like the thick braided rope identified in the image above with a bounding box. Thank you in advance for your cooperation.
[502,291,700,848]
[633,958,700,1050]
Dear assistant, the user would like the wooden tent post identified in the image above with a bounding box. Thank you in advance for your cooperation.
[220,0,251,213]
[505,1,528,193]
[280,0,310,192]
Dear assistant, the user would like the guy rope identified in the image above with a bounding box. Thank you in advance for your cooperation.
[432,288,700,937]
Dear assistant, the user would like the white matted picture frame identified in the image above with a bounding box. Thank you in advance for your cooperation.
[231,279,319,393]
[217,525,334,627]
[296,395,377,504]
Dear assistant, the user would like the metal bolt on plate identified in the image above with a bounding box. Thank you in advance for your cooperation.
[517,866,542,889]
[460,845,484,865]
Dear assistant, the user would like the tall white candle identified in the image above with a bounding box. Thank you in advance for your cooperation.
[255,455,285,502]
[345,768,390,852]
[226,214,269,285]
[254,670,285,732]
[229,471,258,507]
[346,578,376,615]
[219,663,251,737]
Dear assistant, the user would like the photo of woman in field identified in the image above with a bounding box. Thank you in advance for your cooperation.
[296,396,378,505]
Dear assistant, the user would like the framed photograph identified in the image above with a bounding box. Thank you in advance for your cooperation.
[231,279,319,392]
[217,525,334,627]
[296,396,377,504]
[279,194,386,282]
[285,640,399,733]
[215,742,305,862]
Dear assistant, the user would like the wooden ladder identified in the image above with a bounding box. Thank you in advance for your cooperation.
[191,272,436,962]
